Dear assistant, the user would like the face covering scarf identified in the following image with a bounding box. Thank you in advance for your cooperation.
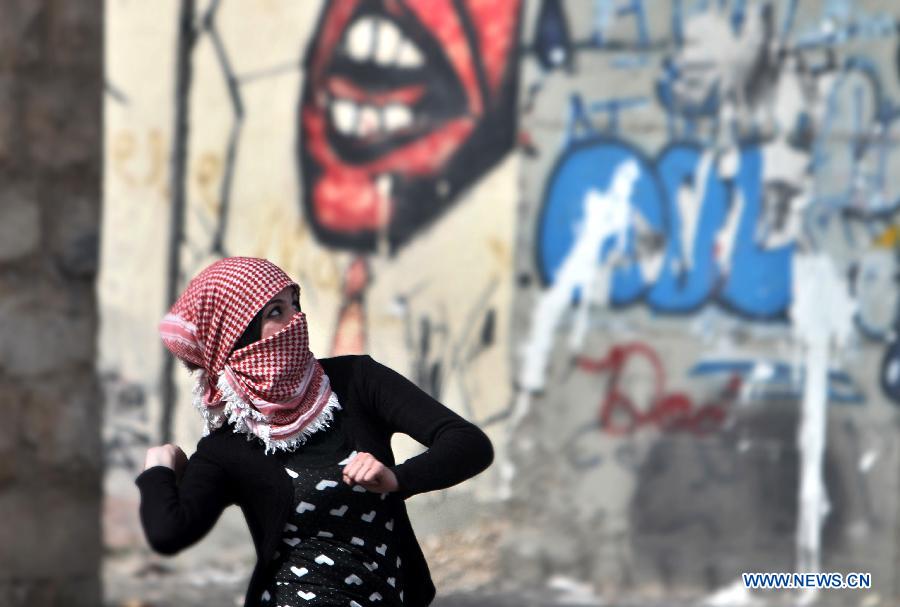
[158,257,341,454]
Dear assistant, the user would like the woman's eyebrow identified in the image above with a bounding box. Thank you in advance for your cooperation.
[263,297,287,312]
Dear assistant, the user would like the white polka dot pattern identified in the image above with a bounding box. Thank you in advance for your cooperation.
[261,446,405,606]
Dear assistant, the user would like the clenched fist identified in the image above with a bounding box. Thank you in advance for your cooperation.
[341,451,399,494]
[144,444,188,483]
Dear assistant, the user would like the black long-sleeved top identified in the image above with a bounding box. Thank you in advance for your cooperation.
[134,354,494,607]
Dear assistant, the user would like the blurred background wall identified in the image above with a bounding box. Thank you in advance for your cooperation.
[97,1,900,606]
[0,1,103,605]
[508,2,900,603]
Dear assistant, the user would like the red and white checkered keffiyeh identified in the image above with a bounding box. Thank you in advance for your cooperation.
[159,257,341,454]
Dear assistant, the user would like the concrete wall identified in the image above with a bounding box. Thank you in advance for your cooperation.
[101,0,519,592]
[103,0,900,604]
[0,1,103,605]
[505,0,900,604]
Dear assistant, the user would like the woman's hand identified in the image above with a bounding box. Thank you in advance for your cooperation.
[341,452,399,494]
[144,444,188,483]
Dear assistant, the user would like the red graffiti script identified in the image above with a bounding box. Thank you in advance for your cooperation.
[577,342,738,435]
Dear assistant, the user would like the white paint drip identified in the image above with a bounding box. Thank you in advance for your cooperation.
[795,329,829,575]
[678,150,713,272]
[375,174,392,259]
[715,180,744,273]
[790,253,856,578]
[568,164,635,352]
[507,161,638,502]
[518,160,639,392]
[758,142,809,250]
[498,391,533,500]
[509,390,533,428]
[569,263,609,353]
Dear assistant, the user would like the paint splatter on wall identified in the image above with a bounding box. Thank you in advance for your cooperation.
[102,0,900,599]
[510,0,900,598]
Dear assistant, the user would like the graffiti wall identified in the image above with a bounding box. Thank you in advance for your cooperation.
[104,0,900,603]
[507,0,900,602]
[101,0,520,579]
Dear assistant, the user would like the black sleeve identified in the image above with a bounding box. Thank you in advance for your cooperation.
[134,436,236,555]
[358,354,494,500]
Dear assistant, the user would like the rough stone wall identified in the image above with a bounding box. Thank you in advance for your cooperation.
[0,1,102,606]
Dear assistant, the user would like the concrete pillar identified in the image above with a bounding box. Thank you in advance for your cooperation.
[0,1,102,605]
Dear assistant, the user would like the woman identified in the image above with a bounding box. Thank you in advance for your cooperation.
[135,257,494,607]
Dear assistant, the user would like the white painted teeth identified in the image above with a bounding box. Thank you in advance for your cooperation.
[396,40,423,68]
[346,18,375,61]
[334,17,422,138]
[383,104,413,131]
[375,20,402,65]
[330,101,414,136]
[376,174,391,201]
[331,100,357,134]
[344,16,424,69]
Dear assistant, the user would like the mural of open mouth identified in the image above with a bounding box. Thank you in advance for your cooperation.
[300,0,522,253]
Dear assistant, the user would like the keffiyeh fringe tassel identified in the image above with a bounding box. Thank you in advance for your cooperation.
[190,370,342,455]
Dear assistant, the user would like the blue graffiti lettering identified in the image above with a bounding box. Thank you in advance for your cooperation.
[537,139,794,318]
